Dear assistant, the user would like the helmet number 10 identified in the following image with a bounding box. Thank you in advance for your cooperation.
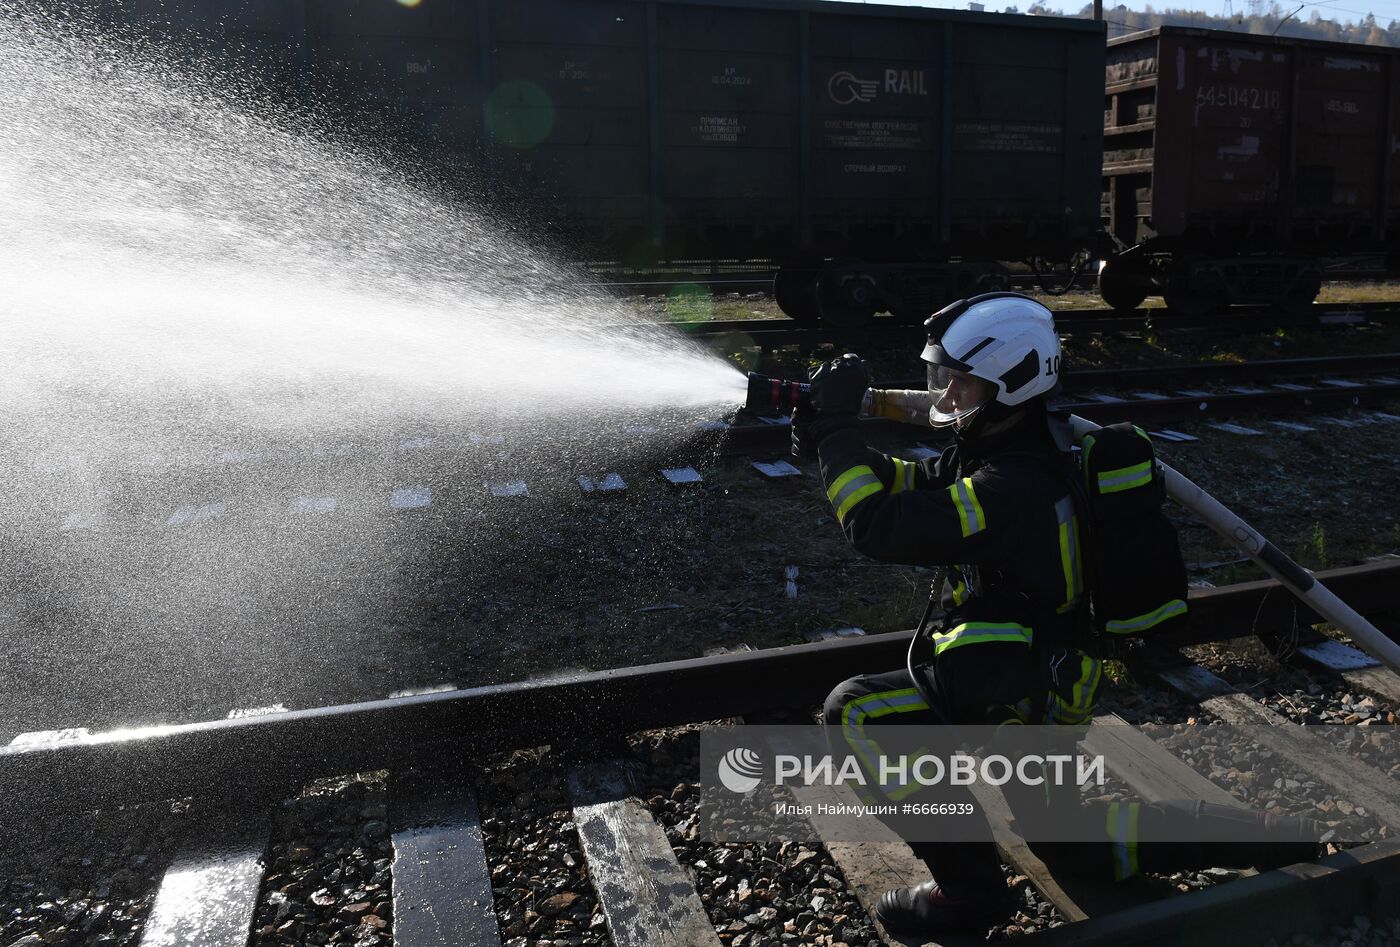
[1044,355,1060,376]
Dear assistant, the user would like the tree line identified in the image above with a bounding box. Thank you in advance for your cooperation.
[1002,2,1400,46]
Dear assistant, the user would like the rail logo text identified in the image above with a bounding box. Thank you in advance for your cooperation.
[828,71,880,105]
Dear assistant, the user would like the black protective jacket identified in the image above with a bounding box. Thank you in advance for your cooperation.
[816,408,1086,656]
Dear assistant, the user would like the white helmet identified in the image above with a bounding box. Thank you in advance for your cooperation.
[921,293,1061,428]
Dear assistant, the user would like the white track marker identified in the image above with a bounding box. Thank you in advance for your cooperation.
[1132,391,1170,400]
[661,466,703,487]
[167,502,227,526]
[61,511,104,531]
[468,432,504,447]
[399,437,434,452]
[1316,417,1362,428]
[487,480,528,498]
[753,459,801,478]
[1174,389,1213,398]
[1271,382,1313,391]
[578,473,627,494]
[1208,422,1263,436]
[1319,378,1364,388]
[290,496,337,514]
[1227,386,1268,395]
[390,487,432,509]
[1268,420,1316,433]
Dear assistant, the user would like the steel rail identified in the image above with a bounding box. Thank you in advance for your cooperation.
[645,301,1400,342]
[2,560,1397,814]
[718,380,1400,454]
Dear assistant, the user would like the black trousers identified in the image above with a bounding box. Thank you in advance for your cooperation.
[824,660,1320,894]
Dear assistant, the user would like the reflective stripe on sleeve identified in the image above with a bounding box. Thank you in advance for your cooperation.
[826,465,884,526]
[1105,598,1188,635]
[932,621,1032,656]
[1097,460,1153,494]
[949,477,986,537]
[890,457,917,495]
[1054,495,1083,613]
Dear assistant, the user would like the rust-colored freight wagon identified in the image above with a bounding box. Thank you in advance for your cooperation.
[1100,26,1400,314]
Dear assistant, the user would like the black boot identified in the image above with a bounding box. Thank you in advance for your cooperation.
[875,878,1009,934]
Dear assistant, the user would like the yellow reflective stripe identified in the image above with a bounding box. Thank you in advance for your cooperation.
[1097,460,1153,494]
[1054,495,1083,613]
[890,457,916,495]
[827,465,884,526]
[951,579,968,606]
[827,464,875,503]
[835,482,883,525]
[949,477,986,537]
[1107,802,1141,881]
[932,621,1032,655]
[1105,598,1188,634]
[1052,654,1102,724]
[841,688,930,801]
[1074,655,1102,714]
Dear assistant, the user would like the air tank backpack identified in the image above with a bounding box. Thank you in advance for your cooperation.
[1078,422,1189,641]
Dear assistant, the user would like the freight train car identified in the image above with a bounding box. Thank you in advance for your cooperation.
[59,0,1106,328]
[1100,26,1400,315]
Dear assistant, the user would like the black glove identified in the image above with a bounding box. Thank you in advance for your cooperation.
[809,354,870,418]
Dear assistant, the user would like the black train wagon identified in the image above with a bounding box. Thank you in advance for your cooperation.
[320,0,1105,327]
[46,0,1106,328]
[1101,26,1400,315]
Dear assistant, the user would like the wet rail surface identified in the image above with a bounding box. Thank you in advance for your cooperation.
[3,560,1400,947]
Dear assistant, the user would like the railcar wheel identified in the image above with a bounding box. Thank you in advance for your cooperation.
[815,269,878,329]
[1097,259,1149,312]
[773,268,821,326]
[1162,258,1226,319]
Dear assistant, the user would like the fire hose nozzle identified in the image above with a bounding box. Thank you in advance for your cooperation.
[745,373,935,426]
[745,372,811,413]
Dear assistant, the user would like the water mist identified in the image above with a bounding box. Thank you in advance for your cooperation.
[0,9,749,735]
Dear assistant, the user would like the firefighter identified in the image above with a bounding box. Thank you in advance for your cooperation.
[794,293,1319,934]
[794,292,1085,931]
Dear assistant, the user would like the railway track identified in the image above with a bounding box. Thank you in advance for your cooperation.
[647,302,1400,347]
[719,359,1400,456]
[3,561,1399,947]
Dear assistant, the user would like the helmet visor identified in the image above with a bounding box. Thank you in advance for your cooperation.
[926,364,994,428]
